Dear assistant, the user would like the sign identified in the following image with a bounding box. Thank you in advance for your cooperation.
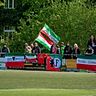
[37,53,48,65]
[46,54,62,71]
[77,55,96,71]
[53,58,61,68]
[0,58,6,69]
[5,53,25,68]
[5,56,25,62]
[66,59,77,69]
[50,54,62,68]
[25,54,37,64]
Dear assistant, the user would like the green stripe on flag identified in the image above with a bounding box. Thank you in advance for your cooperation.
[35,38,50,51]
[6,53,24,56]
[42,24,60,43]
[77,55,96,59]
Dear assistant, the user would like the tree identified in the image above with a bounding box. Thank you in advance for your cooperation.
[0,0,4,7]
[1,0,96,52]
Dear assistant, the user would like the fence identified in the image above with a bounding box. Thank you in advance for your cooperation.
[0,52,6,70]
[0,53,96,72]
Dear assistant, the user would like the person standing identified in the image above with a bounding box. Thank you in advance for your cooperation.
[1,44,10,57]
[73,43,80,59]
[60,42,65,57]
[50,43,57,54]
[25,43,32,53]
[56,45,60,54]
[85,46,94,55]
[30,43,35,53]
[87,35,96,54]
[32,42,41,55]
[2,44,10,53]
[64,42,72,59]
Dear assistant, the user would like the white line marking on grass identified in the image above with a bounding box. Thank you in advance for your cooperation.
[0,89,96,91]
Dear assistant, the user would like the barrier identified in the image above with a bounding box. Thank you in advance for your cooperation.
[77,55,96,71]
[5,53,25,68]
[65,59,79,71]
[66,59,77,69]
[37,53,48,65]
[0,58,6,70]
[24,54,37,65]
[0,52,96,72]
[46,54,62,71]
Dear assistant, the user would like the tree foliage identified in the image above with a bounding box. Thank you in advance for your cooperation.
[0,0,96,52]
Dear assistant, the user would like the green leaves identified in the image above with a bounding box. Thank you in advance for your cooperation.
[1,0,96,52]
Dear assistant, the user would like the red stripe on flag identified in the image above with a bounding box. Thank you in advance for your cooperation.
[25,58,37,63]
[40,30,49,38]
[6,62,24,68]
[77,64,96,71]
[39,33,54,45]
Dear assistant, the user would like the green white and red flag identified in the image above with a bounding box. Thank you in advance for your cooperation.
[35,32,54,50]
[77,55,96,71]
[40,24,60,44]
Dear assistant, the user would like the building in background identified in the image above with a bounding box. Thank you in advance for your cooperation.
[0,0,16,43]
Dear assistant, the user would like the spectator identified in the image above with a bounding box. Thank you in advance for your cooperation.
[87,35,96,54]
[30,43,35,53]
[73,43,80,59]
[64,42,72,59]
[32,42,41,54]
[60,42,65,57]
[25,43,32,53]
[50,43,57,54]
[1,44,10,57]
[85,46,94,55]
[56,45,60,54]
[2,44,10,53]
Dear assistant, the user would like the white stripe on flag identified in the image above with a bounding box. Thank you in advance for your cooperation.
[77,58,96,65]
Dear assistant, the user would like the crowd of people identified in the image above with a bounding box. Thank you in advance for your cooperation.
[25,35,96,59]
[25,41,81,59]
[50,41,80,59]
[25,42,41,55]
[0,35,95,58]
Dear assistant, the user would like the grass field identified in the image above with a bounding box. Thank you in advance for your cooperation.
[0,70,96,96]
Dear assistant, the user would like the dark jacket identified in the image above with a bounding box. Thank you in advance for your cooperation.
[85,48,93,55]
[32,46,41,54]
[57,48,60,54]
[87,39,96,54]
[2,47,10,53]
[87,39,96,48]
[64,45,72,59]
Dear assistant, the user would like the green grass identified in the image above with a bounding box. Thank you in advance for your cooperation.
[0,70,96,96]
[0,70,96,89]
[0,89,96,96]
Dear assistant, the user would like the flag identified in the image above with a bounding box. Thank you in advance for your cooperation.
[77,55,96,71]
[40,24,60,44]
[35,32,54,50]
[25,54,37,63]
[5,53,25,68]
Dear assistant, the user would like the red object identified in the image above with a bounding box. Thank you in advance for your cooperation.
[37,53,48,65]
[77,64,96,71]
[25,58,37,63]
[46,56,60,71]
[6,62,24,68]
